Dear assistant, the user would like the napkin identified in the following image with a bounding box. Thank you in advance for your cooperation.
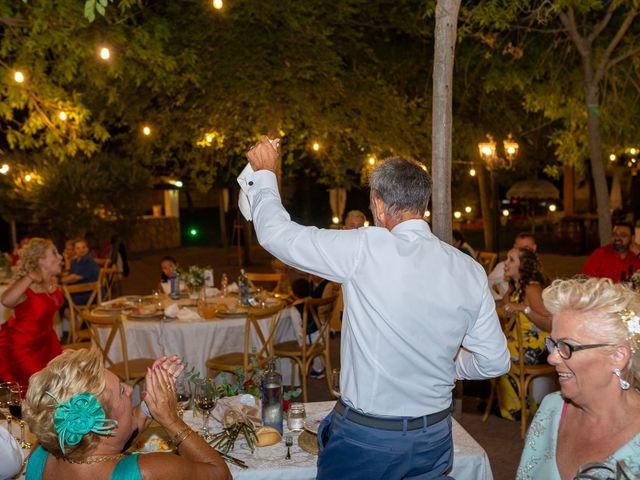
[176,308,200,322]
[164,303,179,318]
[237,163,254,221]
[227,282,239,293]
[205,287,220,297]
[213,394,261,427]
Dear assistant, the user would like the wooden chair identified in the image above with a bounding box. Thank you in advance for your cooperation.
[62,341,92,351]
[95,258,112,268]
[83,310,155,386]
[62,282,102,344]
[477,251,498,275]
[99,266,118,301]
[328,285,343,334]
[205,302,285,378]
[482,310,556,438]
[245,273,284,294]
[273,295,338,402]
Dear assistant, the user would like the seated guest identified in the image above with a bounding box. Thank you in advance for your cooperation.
[488,233,537,300]
[61,239,100,305]
[518,277,640,478]
[159,256,178,293]
[23,349,231,480]
[342,210,367,230]
[583,222,640,282]
[452,230,476,258]
[0,238,63,390]
[497,247,552,420]
[10,236,31,266]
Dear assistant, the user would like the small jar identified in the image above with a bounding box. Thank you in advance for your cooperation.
[287,403,306,432]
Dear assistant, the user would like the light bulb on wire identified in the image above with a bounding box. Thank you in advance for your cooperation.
[99,47,110,60]
[213,0,223,9]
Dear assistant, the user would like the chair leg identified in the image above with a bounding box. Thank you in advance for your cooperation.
[323,351,333,395]
[301,362,308,403]
[520,378,527,439]
[482,378,497,422]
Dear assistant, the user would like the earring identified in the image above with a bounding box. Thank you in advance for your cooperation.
[613,368,631,390]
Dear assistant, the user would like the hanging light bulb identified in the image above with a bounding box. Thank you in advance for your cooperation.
[13,71,25,83]
[312,142,320,151]
[142,125,151,136]
[99,47,111,60]
[59,111,68,121]
[469,168,476,176]
[213,0,223,8]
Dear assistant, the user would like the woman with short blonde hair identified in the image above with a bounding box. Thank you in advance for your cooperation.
[23,349,231,480]
[517,277,640,478]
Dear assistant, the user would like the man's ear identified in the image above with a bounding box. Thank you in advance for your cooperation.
[372,197,386,225]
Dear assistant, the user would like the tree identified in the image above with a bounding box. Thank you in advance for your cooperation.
[468,1,640,245]
[431,0,461,244]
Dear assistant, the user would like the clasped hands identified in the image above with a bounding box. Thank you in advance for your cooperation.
[247,136,280,172]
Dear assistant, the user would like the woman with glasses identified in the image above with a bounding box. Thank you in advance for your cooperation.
[497,247,552,420]
[517,277,640,479]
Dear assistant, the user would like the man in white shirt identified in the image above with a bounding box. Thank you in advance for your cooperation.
[240,137,509,479]
[488,233,537,300]
[0,425,22,480]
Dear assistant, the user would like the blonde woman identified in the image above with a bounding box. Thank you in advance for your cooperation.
[0,238,63,389]
[23,350,231,480]
[517,277,640,478]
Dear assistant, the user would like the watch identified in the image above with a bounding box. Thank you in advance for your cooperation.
[524,306,531,316]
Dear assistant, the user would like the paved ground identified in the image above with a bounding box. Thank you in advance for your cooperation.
[119,244,587,480]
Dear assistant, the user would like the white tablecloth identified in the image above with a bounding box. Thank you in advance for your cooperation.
[96,297,298,382]
[183,401,493,480]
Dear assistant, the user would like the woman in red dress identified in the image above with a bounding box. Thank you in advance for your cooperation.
[0,238,63,389]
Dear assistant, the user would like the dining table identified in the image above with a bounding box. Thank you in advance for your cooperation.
[182,400,494,480]
[93,294,299,383]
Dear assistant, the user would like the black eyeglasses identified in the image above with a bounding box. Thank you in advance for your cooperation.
[544,337,615,360]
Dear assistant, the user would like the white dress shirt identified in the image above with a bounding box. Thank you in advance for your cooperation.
[0,425,22,480]
[488,260,508,300]
[239,168,510,417]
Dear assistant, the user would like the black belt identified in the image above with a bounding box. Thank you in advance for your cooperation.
[334,399,452,431]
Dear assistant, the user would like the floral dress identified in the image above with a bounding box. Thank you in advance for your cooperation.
[497,292,549,420]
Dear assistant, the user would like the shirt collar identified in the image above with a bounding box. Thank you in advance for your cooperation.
[390,219,432,235]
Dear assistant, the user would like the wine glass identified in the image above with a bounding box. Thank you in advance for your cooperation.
[176,377,192,419]
[0,382,12,434]
[9,384,30,448]
[220,274,228,297]
[194,379,217,440]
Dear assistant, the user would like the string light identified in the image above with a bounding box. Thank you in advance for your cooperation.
[205,135,213,143]
[609,154,616,161]
[13,71,25,83]
[549,204,557,212]
[424,210,431,218]
[368,157,375,166]
[469,168,476,176]
[312,142,320,151]
[453,211,462,219]
[213,0,223,9]
[99,47,110,60]
[332,216,340,224]
[25,174,32,182]
[631,148,637,155]
[142,126,151,136]
[59,111,67,121]
[464,206,472,213]
[174,180,183,188]
[0,164,9,175]
[502,209,510,217]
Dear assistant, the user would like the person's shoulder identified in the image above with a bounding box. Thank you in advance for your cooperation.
[538,391,564,413]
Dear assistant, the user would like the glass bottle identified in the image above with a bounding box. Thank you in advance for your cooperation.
[220,273,228,297]
[238,269,250,306]
[261,359,283,434]
[170,271,180,300]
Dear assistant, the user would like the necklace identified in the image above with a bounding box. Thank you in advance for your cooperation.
[61,453,125,464]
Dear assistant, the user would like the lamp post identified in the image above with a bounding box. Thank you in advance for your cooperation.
[478,134,519,254]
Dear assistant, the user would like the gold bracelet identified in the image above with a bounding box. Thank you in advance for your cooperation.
[171,426,193,447]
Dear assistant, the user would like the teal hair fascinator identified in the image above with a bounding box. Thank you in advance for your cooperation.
[46,392,118,454]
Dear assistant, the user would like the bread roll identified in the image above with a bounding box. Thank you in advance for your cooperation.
[255,426,282,447]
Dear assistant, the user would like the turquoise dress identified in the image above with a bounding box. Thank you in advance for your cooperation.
[26,446,143,480]
[517,392,640,479]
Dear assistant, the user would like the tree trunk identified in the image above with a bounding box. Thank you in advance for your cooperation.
[477,165,494,251]
[563,163,575,215]
[583,75,612,245]
[218,188,228,248]
[431,0,461,244]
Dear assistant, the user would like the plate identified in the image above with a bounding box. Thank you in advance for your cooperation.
[97,300,133,312]
[215,308,248,318]
[131,426,175,454]
[303,412,327,435]
[128,312,163,321]
[298,430,319,455]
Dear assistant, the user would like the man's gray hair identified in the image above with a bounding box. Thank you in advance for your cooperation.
[369,156,432,219]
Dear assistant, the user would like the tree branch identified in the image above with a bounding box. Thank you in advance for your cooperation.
[588,1,616,43]
[558,8,588,58]
[594,6,639,84]
[0,17,27,27]
[606,46,640,72]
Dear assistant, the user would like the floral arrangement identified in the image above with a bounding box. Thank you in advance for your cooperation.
[179,265,205,290]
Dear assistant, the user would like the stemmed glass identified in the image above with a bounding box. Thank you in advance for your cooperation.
[194,378,217,440]
[9,384,30,448]
[0,382,12,434]
[176,376,192,419]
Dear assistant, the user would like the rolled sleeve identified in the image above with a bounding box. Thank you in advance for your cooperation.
[455,286,510,380]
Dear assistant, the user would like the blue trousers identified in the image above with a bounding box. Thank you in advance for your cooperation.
[316,408,453,480]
